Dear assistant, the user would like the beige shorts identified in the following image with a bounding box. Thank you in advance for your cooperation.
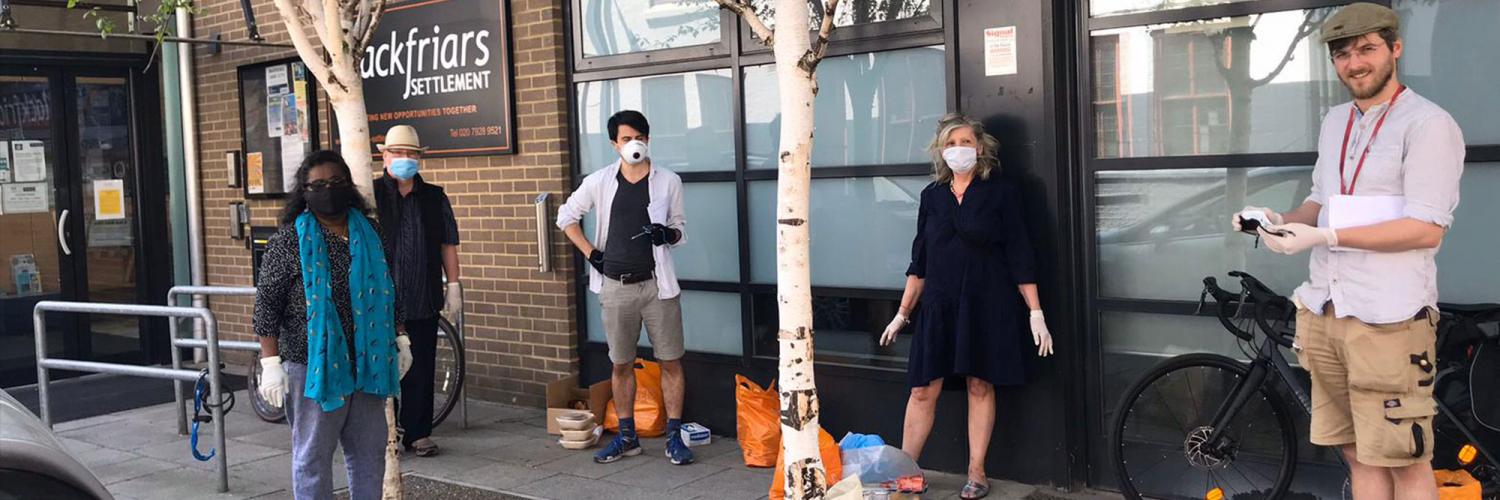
[601,278,684,365]
[1294,302,1438,468]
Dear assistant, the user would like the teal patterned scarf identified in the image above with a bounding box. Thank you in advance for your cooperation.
[295,209,400,412]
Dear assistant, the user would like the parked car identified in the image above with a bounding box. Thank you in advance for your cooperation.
[0,388,112,500]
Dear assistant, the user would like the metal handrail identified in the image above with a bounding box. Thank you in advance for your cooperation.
[33,301,232,493]
[167,286,257,436]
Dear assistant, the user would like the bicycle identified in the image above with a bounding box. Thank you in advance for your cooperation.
[247,315,466,429]
[1109,270,1500,499]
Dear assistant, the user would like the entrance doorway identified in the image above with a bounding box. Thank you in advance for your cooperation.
[0,59,169,387]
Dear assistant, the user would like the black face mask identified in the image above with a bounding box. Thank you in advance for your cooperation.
[305,188,352,216]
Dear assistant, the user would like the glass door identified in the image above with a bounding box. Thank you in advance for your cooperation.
[70,74,144,363]
[0,65,158,387]
[0,69,79,387]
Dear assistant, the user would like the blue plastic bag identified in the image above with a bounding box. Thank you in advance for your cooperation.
[838,432,886,451]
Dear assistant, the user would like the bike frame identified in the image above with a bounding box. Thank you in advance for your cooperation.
[1203,316,1500,482]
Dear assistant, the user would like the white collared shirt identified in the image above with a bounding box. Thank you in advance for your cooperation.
[556,160,688,299]
[1295,88,1466,324]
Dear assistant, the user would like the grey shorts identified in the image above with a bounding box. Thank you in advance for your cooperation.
[601,277,684,365]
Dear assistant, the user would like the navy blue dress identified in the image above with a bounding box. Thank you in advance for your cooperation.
[905,176,1037,388]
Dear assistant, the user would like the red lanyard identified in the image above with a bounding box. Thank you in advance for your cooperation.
[1338,85,1405,195]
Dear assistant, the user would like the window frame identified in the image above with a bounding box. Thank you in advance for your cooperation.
[734,0,945,56]
[565,0,956,369]
[569,0,734,72]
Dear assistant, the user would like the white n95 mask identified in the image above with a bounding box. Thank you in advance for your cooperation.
[621,140,649,165]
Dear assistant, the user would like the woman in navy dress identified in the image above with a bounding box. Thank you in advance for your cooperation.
[878,113,1054,499]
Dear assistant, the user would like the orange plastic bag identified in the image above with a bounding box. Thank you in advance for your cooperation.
[768,428,843,500]
[602,359,667,438]
[1436,469,1480,500]
[736,374,781,467]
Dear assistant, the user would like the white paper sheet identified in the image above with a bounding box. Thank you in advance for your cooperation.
[0,141,11,183]
[1327,194,1405,252]
[2,182,49,214]
[11,140,46,182]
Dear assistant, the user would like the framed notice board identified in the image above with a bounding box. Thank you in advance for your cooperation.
[238,58,320,199]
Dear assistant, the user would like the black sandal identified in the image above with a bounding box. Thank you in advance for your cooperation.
[960,480,990,499]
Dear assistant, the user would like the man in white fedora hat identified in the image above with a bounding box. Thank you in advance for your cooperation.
[374,124,463,457]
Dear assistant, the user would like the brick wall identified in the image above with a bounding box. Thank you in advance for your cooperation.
[190,0,577,406]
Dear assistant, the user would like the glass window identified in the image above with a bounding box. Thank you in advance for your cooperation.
[584,290,743,356]
[1438,164,1500,304]
[747,0,932,30]
[579,0,722,57]
[744,46,946,169]
[577,69,735,174]
[752,292,909,367]
[576,183,737,283]
[1096,167,1313,301]
[748,176,926,289]
[673,182,739,282]
[1091,0,1257,18]
[1090,8,1345,158]
[1396,0,1500,146]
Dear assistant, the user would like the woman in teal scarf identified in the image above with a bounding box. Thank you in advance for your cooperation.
[253,150,412,500]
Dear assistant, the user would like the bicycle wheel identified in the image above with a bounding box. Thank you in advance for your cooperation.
[1111,353,1297,500]
[431,316,466,429]
[246,358,287,423]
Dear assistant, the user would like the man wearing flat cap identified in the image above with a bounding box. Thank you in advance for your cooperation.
[374,124,463,457]
[1231,3,1466,498]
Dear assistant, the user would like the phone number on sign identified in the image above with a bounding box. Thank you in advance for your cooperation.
[450,126,501,138]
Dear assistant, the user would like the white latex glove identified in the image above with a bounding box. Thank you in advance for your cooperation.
[258,356,286,409]
[443,282,463,317]
[396,335,413,379]
[1232,206,1283,232]
[1030,310,1054,357]
[1259,223,1338,255]
[879,313,909,347]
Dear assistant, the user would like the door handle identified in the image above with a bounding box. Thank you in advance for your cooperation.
[58,209,72,256]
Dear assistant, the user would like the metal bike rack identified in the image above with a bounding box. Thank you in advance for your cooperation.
[167,286,259,436]
[33,301,233,493]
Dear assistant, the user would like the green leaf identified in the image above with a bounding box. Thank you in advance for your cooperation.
[66,0,79,8]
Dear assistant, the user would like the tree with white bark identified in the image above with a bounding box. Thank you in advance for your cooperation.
[268,1,400,497]
[713,1,842,498]
[271,0,386,205]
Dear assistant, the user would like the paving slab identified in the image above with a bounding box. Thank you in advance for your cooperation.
[108,468,280,500]
[676,467,774,500]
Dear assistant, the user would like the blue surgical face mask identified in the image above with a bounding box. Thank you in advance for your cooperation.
[390,158,420,180]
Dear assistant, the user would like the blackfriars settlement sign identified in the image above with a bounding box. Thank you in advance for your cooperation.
[358,0,515,157]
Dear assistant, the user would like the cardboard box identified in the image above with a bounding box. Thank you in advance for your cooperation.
[545,375,612,435]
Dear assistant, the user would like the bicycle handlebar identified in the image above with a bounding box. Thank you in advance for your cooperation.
[1200,271,1296,349]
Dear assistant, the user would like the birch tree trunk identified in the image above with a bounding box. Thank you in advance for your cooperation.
[270,0,385,205]
[269,0,397,496]
[714,1,840,498]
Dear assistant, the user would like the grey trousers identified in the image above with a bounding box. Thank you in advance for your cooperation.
[284,362,388,500]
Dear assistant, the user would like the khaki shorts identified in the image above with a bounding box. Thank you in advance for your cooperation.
[601,278,684,365]
[1294,301,1439,468]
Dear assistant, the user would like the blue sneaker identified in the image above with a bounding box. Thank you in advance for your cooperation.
[594,434,642,464]
[665,432,695,465]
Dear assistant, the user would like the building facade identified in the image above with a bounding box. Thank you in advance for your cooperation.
[2,0,1497,492]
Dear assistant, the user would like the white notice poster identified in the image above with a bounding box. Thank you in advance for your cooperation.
[984,26,1018,76]
[0,141,10,183]
[2,182,49,214]
[12,140,46,182]
[267,94,285,138]
[280,135,305,193]
[266,65,289,94]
